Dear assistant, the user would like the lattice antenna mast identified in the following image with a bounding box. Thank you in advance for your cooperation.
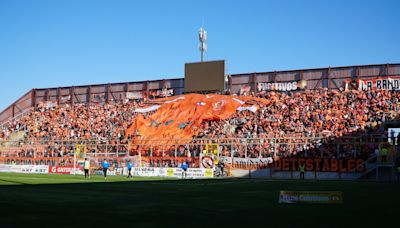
[198,27,207,62]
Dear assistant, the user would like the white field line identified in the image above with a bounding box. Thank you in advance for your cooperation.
[0,176,89,182]
[148,179,271,186]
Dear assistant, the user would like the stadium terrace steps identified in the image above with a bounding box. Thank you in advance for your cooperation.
[1,131,26,147]
[9,131,26,142]
[359,162,398,180]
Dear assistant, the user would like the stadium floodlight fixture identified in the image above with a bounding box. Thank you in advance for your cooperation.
[198,27,207,62]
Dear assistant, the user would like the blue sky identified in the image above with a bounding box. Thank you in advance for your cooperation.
[0,0,399,111]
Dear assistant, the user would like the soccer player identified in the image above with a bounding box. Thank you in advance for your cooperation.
[83,158,90,179]
[127,160,133,178]
[181,161,188,179]
[102,159,110,179]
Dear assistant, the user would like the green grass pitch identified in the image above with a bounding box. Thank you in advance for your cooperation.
[0,172,399,228]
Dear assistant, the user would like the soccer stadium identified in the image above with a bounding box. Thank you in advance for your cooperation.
[1,1,400,228]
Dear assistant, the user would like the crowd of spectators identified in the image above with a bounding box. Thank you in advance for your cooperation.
[1,101,142,143]
[0,89,399,163]
[196,89,400,160]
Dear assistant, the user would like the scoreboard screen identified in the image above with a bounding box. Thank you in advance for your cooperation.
[184,60,225,93]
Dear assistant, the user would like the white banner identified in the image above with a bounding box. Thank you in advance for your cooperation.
[165,96,185,104]
[359,79,400,91]
[257,81,300,92]
[0,165,49,174]
[0,164,22,173]
[134,105,161,113]
[237,106,258,113]
[232,98,245,105]
[220,157,273,165]
[126,92,144,99]
[132,167,213,179]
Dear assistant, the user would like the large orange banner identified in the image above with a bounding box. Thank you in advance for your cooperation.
[126,94,270,147]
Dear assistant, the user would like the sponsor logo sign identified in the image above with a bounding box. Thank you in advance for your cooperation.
[93,168,124,176]
[132,167,159,177]
[132,167,213,179]
[48,166,83,174]
[279,191,343,204]
[0,165,49,174]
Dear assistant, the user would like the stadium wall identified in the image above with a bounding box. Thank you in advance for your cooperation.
[1,63,399,125]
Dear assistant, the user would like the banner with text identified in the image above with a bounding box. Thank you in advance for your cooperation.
[0,165,49,174]
[131,167,213,179]
[279,191,343,204]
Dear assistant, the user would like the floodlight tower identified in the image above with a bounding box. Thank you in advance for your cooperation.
[198,27,207,62]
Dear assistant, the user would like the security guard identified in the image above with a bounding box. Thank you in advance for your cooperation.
[83,158,90,179]
[299,163,305,180]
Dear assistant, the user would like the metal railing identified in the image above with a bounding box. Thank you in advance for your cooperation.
[0,136,398,180]
[0,135,394,159]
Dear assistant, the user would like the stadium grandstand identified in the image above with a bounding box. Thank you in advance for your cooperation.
[2,1,400,227]
[0,63,399,180]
